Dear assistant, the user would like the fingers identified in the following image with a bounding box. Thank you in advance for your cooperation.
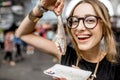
[55,0,64,8]
[72,65,76,68]
[54,0,65,15]
[40,0,46,6]
[53,77,60,80]
[72,65,80,69]
[40,0,57,10]
[54,1,61,8]
[40,0,64,15]
[53,77,66,80]
[53,78,60,80]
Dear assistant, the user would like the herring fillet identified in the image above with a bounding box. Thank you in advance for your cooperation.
[53,15,67,55]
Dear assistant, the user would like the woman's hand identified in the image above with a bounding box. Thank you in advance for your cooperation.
[53,77,66,80]
[40,0,64,15]
[72,65,80,69]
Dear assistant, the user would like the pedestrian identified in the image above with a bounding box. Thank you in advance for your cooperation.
[3,31,16,66]
[15,0,120,80]
[26,44,34,55]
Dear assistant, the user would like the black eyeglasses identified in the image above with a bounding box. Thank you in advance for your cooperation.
[67,15,101,29]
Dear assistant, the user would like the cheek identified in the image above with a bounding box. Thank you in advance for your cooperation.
[93,24,103,39]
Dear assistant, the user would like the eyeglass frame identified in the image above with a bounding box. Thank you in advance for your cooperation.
[66,15,101,29]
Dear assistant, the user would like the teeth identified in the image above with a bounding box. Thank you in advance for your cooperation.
[78,36,90,38]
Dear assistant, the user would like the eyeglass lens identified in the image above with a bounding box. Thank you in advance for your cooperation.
[67,16,99,29]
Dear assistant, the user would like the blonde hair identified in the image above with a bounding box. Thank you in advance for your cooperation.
[66,0,117,63]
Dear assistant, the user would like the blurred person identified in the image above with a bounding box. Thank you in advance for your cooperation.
[14,36,24,61]
[39,22,52,38]
[15,0,120,80]
[3,31,16,66]
[38,25,45,36]
[35,22,54,40]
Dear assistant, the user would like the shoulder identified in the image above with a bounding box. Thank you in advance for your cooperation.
[96,58,120,80]
[61,45,77,66]
[109,58,120,80]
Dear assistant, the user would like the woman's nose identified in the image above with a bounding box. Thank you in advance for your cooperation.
[76,20,86,31]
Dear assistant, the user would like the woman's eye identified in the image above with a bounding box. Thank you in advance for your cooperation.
[72,20,78,25]
[85,17,97,24]
[86,19,96,23]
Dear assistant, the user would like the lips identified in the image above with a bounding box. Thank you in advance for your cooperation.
[77,34,92,41]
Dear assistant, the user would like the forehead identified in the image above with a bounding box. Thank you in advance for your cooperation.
[73,3,97,17]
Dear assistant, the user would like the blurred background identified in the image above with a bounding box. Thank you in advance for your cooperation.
[0,0,120,80]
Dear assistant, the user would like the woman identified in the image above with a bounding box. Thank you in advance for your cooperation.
[16,0,120,80]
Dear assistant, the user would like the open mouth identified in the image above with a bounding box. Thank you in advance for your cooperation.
[77,34,92,41]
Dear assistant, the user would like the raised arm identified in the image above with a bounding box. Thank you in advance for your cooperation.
[15,0,64,60]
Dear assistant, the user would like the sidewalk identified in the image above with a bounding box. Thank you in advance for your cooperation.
[0,49,55,80]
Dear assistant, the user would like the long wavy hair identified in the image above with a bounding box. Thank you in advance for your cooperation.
[66,0,117,63]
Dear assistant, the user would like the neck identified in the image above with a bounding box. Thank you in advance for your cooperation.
[80,45,103,63]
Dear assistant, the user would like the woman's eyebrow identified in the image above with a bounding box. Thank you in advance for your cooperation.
[85,14,97,16]
[72,14,97,17]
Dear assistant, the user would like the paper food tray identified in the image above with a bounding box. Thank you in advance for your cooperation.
[43,64,92,80]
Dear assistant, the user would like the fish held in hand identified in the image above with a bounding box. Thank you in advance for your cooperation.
[53,15,67,55]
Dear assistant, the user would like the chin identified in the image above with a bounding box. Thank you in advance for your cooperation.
[77,44,92,51]
[77,40,101,51]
